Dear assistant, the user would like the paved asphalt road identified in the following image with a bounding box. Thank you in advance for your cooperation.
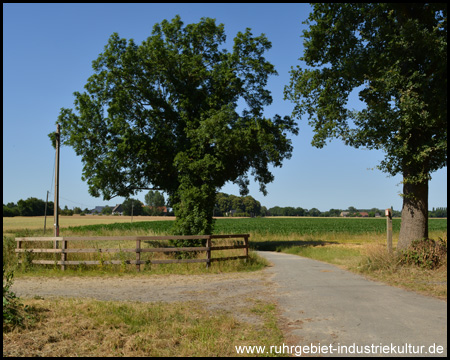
[256,251,447,357]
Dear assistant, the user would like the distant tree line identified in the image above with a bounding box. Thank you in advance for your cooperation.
[214,193,264,217]
[3,198,55,217]
[267,206,447,218]
[3,196,447,218]
[268,206,323,217]
[2,197,92,217]
[429,207,447,218]
[267,206,398,217]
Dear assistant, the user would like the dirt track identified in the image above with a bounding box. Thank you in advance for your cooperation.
[11,270,277,326]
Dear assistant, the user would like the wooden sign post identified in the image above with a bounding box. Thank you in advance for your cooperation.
[385,208,393,253]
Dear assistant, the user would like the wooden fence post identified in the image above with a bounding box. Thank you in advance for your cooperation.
[386,209,393,253]
[206,236,212,268]
[61,238,67,271]
[136,239,141,271]
[17,239,21,264]
[244,235,249,263]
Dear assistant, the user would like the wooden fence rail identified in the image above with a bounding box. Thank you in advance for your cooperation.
[15,234,249,271]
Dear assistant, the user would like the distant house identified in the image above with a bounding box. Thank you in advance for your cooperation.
[91,206,105,214]
[340,211,350,217]
[112,204,123,215]
[159,206,168,214]
[359,212,369,217]
[90,205,114,214]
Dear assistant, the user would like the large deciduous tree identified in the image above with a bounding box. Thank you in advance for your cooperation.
[144,190,166,215]
[122,198,144,216]
[284,3,447,249]
[144,190,165,208]
[52,15,297,236]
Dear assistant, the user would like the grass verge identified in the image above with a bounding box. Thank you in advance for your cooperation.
[355,241,447,300]
[7,251,268,278]
[3,297,284,357]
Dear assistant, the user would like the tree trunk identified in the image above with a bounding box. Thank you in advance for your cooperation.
[397,176,428,250]
[172,182,216,237]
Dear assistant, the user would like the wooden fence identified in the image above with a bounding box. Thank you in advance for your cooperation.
[15,234,249,271]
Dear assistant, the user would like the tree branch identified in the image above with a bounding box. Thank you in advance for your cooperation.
[109,187,163,200]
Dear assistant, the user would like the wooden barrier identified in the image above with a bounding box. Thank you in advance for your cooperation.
[15,234,249,271]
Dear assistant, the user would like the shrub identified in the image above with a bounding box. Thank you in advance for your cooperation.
[3,267,25,331]
[399,238,447,269]
[3,237,17,271]
[20,250,35,272]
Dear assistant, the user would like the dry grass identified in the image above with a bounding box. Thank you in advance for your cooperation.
[2,215,175,236]
[355,242,447,300]
[3,297,284,357]
[2,215,247,234]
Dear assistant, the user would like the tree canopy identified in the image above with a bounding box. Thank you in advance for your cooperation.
[3,198,54,217]
[122,198,144,216]
[144,190,165,208]
[285,3,447,248]
[53,15,297,235]
[214,192,262,217]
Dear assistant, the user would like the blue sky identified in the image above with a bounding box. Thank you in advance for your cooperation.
[3,3,447,212]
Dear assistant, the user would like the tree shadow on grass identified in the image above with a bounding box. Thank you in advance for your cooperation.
[251,239,338,252]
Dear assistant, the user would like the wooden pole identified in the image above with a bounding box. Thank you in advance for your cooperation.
[17,238,22,265]
[61,239,67,271]
[386,208,393,253]
[44,190,49,234]
[244,235,249,263]
[206,236,212,268]
[136,239,141,271]
[54,124,60,248]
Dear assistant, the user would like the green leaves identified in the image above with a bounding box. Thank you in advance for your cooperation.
[52,15,297,235]
[285,3,447,183]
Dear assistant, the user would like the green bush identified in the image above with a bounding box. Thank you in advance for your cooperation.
[3,267,25,331]
[3,237,17,271]
[399,238,447,269]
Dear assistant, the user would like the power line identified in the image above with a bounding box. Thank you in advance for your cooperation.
[47,191,96,209]
[59,195,96,209]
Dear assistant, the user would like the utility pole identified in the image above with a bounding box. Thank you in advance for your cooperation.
[44,190,49,234]
[54,124,60,248]
[131,200,134,223]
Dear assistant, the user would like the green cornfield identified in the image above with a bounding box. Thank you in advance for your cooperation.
[65,217,447,237]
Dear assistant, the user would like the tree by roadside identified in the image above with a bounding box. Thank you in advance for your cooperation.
[52,15,297,236]
[285,3,447,249]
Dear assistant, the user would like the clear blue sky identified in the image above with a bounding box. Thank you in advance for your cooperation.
[3,3,447,212]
